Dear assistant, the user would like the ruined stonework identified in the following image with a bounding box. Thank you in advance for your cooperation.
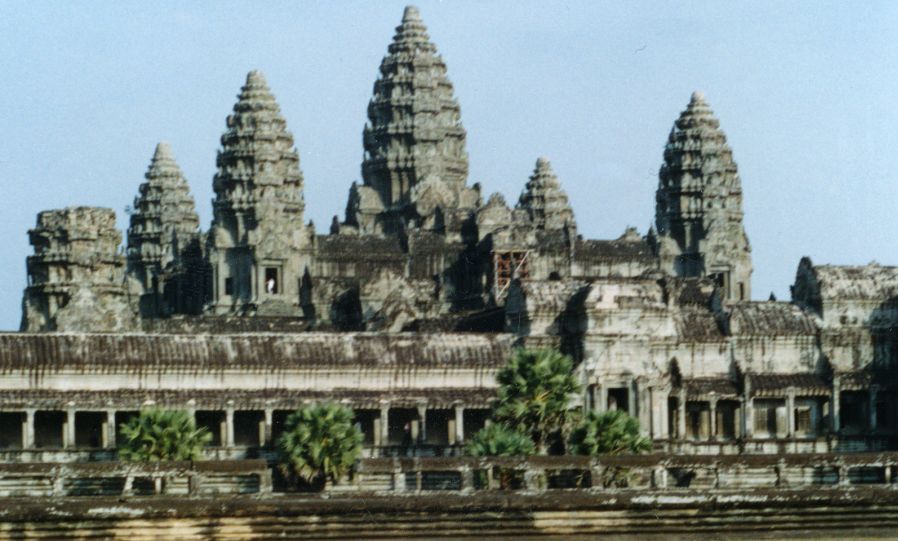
[207,71,313,316]
[21,207,137,332]
[11,6,898,461]
[654,91,752,302]
[126,143,203,317]
[349,5,477,237]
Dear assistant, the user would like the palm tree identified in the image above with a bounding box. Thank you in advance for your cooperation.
[493,348,581,453]
[568,410,652,456]
[465,423,535,457]
[118,408,211,462]
[277,403,363,491]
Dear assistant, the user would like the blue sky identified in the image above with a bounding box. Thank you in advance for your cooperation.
[1,1,897,330]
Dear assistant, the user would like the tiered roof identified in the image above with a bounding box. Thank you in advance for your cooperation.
[361,6,468,207]
[126,142,199,276]
[517,157,576,232]
[212,71,304,241]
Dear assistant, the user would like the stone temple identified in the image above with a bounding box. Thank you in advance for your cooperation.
[5,5,897,459]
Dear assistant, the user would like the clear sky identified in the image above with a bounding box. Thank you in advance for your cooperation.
[1,1,897,330]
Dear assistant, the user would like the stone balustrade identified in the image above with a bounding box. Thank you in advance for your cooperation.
[1,453,897,498]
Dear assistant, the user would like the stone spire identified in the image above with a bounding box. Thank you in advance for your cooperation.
[212,70,305,237]
[21,207,137,331]
[359,5,469,231]
[517,157,576,232]
[208,71,310,316]
[127,143,202,316]
[654,91,751,302]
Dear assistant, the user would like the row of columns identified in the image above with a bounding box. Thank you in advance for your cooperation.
[373,403,468,447]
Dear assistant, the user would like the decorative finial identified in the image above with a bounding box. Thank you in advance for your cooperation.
[246,70,268,87]
[153,141,173,161]
[690,90,705,103]
[403,5,421,23]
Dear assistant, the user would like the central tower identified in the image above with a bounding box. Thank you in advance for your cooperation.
[351,5,475,236]
[654,91,752,302]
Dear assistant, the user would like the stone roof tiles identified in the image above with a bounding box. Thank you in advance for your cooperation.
[728,302,818,337]
[0,333,514,372]
[750,373,829,397]
[812,263,898,302]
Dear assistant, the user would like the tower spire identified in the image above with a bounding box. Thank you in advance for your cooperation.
[359,5,469,234]
[655,91,751,302]
[517,157,576,232]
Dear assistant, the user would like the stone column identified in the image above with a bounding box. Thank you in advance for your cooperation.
[628,378,638,418]
[658,387,670,439]
[637,381,651,437]
[225,408,235,448]
[417,404,427,444]
[65,407,76,449]
[454,405,464,445]
[678,388,687,440]
[596,383,607,414]
[869,385,879,432]
[831,376,841,434]
[378,405,389,448]
[743,376,754,438]
[786,387,796,438]
[709,396,718,441]
[103,410,116,449]
[23,409,35,449]
[263,408,274,446]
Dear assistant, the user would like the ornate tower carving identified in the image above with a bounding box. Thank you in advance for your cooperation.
[352,5,475,236]
[517,157,576,234]
[21,207,137,331]
[126,142,203,317]
[208,71,311,316]
[654,91,751,302]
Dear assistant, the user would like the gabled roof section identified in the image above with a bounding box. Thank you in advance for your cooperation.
[727,302,818,337]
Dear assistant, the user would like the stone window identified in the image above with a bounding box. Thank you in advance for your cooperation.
[0,412,23,449]
[233,411,265,447]
[195,411,226,447]
[795,407,812,434]
[753,400,786,438]
[264,267,279,294]
[607,388,629,412]
[224,277,234,296]
[840,392,867,433]
[74,412,105,448]
[34,411,65,448]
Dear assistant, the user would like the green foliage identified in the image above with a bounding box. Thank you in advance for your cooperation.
[118,409,211,462]
[493,348,581,452]
[465,423,536,457]
[277,403,363,490]
[568,410,652,456]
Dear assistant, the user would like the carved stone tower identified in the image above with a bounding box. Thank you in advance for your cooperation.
[351,5,475,236]
[654,91,752,302]
[126,142,203,317]
[517,157,576,235]
[208,71,312,316]
[21,207,136,331]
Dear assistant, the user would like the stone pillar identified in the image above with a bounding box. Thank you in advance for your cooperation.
[225,408,235,448]
[678,388,687,440]
[628,378,638,419]
[454,405,464,445]
[786,387,796,438]
[23,409,35,449]
[103,410,116,449]
[831,376,841,434]
[709,397,718,441]
[637,381,651,437]
[596,383,607,414]
[417,404,427,444]
[658,387,670,439]
[744,376,754,438]
[263,408,274,446]
[65,407,76,449]
[869,385,879,432]
[379,405,389,448]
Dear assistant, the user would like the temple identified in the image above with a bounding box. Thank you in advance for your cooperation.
[5,6,897,462]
